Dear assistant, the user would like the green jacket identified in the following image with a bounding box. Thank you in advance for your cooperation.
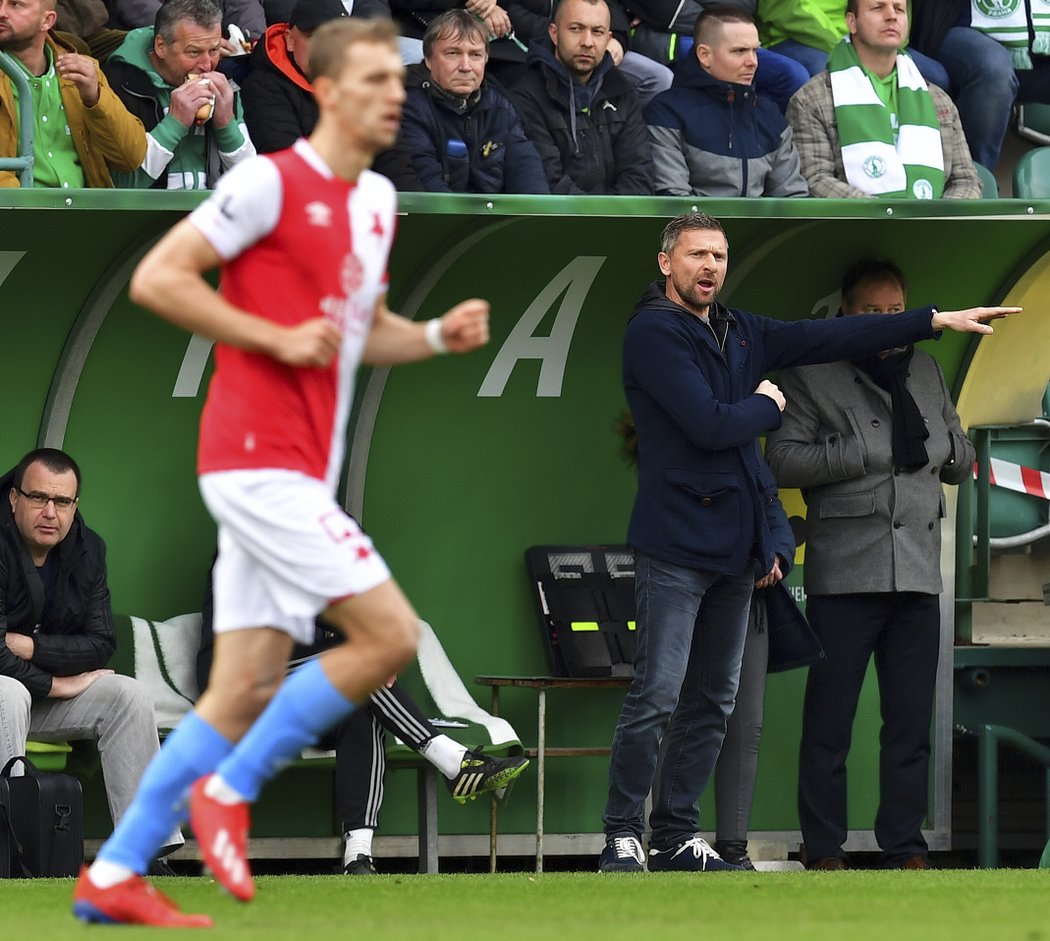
[104,28,254,189]
[757,1,913,54]
[757,0,846,52]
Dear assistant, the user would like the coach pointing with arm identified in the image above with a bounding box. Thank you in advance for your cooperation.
[599,210,1018,873]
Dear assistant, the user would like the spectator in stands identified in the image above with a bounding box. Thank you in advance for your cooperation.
[0,0,146,187]
[756,0,949,89]
[765,258,975,870]
[260,0,425,65]
[645,6,808,197]
[239,0,344,153]
[196,574,530,874]
[626,0,811,114]
[104,0,256,189]
[786,0,980,199]
[239,0,418,186]
[105,0,266,48]
[510,0,652,194]
[53,0,127,62]
[390,9,549,193]
[911,1,1033,172]
[0,449,181,866]
[389,0,529,86]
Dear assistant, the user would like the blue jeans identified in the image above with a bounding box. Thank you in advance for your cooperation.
[603,552,754,849]
[772,38,950,90]
[756,47,811,114]
[935,27,1018,170]
[619,51,674,108]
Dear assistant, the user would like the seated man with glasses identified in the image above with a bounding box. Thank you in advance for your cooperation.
[0,448,181,866]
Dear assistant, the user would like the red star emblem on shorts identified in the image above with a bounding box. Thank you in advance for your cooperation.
[371,212,384,237]
[357,546,371,559]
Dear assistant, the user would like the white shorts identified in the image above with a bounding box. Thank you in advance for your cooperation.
[199,469,392,644]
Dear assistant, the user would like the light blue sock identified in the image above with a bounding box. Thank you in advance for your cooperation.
[98,712,233,873]
[217,658,356,802]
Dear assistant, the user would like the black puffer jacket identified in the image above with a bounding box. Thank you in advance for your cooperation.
[391,63,548,193]
[239,24,420,187]
[511,38,652,194]
[0,466,115,700]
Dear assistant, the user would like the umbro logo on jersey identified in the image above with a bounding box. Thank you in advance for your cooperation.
[305,201,333,227]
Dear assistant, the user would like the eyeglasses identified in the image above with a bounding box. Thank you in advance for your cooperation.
[16,488,78,510]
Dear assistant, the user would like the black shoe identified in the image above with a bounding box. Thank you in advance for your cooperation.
[806,856,849,871]
[648,837,744,872]
[598,834,645,872]
[714,840,755,871]
[343,853,377,875]
[146,856,177,877]
[882,854,930,870]
[447,749,529,803]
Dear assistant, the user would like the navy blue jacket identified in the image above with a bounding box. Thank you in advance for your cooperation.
[623,283,939,577]
[392,65,549,194]
[644,52,807,197]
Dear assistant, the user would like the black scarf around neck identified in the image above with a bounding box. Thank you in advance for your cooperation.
[852,346,930,471]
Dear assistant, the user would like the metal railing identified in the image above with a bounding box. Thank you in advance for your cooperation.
[975,723,1050,868]
[0,50,34,187]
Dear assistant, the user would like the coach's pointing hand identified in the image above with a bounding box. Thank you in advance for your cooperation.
[931,306,1022,335]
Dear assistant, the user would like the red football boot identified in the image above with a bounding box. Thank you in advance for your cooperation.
[72,867,213,928]
[190,776,255,901]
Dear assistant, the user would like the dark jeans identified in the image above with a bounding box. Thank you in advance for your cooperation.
[603,552,754,849]
[934,27,1019,170]
[714,596,768,842]
[798,592,940,862]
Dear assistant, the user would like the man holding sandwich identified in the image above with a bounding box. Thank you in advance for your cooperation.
[104,0,255,189]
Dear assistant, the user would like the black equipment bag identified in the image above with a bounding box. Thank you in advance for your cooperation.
[526,546,637,678]
[0,755,83,877]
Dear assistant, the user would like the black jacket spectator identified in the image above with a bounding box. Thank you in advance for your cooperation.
[391,62,548,193]
[239,23,420,186]
[240,24,318,153]
[0,466,115,701]
[512,37,652,194]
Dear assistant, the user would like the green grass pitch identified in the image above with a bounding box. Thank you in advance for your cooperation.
[5,870,1047,940]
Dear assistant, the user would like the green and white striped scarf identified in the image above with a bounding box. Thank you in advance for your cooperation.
[828,38,944,200]
[970,0,1050,70]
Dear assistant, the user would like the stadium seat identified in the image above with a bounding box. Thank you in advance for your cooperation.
[974,161,999,198]
[1012,147,1050,199]
[1016,103,1050,146]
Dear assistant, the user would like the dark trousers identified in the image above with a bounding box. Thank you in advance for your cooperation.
[332,681,438,832]
[798,592,940,862]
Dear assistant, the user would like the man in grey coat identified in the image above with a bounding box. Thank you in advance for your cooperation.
[765,258,974,871]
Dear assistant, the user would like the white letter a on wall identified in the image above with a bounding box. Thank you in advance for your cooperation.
[478,255,606,398]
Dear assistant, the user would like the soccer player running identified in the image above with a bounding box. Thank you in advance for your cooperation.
[73,17,489,927]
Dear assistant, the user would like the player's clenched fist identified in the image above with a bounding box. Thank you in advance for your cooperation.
[273,318,343,366]
[438,299,490,353]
